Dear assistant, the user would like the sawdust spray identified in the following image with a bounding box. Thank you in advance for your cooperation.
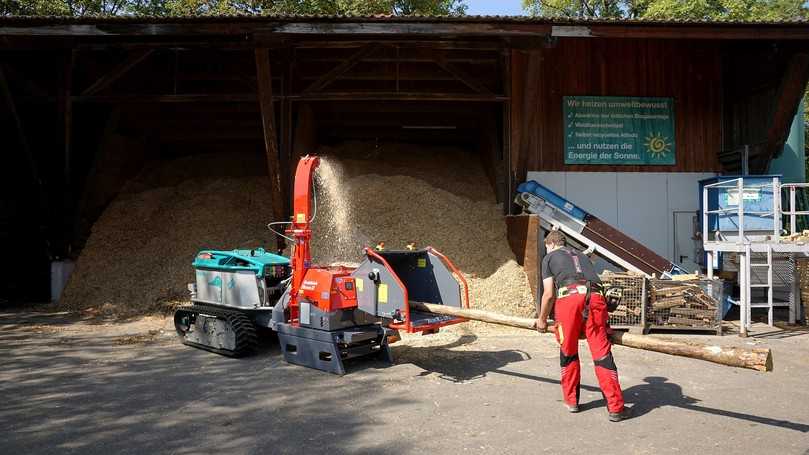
[312,157,367,265]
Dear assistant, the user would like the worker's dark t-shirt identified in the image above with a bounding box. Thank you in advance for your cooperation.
[541,247,600,286]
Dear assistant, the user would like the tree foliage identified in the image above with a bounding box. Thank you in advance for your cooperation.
[522,0,809,20]
[0,0,467,16]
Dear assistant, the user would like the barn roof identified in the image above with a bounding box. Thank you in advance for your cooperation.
[1,14,809,41]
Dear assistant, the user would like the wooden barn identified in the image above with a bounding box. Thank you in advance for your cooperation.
[1,15,808,303]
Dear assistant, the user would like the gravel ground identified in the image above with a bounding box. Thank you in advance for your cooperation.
[2,312,809,455]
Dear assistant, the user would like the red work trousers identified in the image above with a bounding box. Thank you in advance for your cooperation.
[554,290,625,413]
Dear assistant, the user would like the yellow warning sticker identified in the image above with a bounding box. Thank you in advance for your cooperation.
[417,258,427,268]
[355,278,363,292]
[378,284,388,304]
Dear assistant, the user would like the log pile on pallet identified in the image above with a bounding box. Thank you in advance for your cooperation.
[781,230,809,244]
[648,279,721,332]
[601,271,645,329]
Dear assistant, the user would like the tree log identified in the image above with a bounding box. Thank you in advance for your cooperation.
[408,302,773,372]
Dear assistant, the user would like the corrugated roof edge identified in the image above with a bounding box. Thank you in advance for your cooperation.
[0,14,807,26]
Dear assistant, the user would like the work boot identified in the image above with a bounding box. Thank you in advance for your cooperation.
[608,406,631,422]
[564,403,580,413]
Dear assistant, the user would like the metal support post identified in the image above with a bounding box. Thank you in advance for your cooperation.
[767,246,774,326]
[740,247,750,337]
[737,179,745,242]
[702,185,709,243]
[790,185,797,235]
[773,177,781,239]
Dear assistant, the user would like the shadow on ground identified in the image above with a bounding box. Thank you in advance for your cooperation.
[392,335,532,382]
[0,319,409,455]
[492,367,809,432]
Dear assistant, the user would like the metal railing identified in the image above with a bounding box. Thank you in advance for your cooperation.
[702,177,780,245]
[782,183,809,235]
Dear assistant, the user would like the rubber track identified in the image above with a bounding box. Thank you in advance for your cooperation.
[175,304,259,358]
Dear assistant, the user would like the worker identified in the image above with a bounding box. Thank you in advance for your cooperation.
[535,230,630,422]
[406,242,416,251]
[375,241,386,252]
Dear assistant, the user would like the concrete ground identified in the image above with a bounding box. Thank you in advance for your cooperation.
[2,312,809,455]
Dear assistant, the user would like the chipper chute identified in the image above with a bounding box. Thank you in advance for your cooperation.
[352,247,469,333]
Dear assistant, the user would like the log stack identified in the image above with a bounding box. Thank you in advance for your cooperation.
[648,279,721,332]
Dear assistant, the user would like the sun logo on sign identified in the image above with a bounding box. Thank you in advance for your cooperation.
[644,132,672,159]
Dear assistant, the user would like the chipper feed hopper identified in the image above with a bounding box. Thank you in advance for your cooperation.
[353,247,469,334]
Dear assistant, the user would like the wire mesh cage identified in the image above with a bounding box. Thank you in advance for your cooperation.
[600,272,646,329]
[723,253,796,304]
[797,258,809,325]
[647,279,722,333]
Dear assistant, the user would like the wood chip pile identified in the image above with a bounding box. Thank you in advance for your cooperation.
[648,279,721,329]
[600,271,645,328]
[61,152,275,318]
[312,142,535,327]
[61,142,534,326]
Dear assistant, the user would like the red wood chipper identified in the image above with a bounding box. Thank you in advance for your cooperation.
[269,155,469,374]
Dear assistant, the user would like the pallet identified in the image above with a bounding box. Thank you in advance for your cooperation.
[645,324,722,336]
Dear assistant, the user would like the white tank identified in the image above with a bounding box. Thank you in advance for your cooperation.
[50,260,75,303]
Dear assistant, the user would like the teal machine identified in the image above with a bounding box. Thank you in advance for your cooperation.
[174,248,290,357]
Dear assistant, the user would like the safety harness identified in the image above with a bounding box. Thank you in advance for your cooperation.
[555,248,603,320]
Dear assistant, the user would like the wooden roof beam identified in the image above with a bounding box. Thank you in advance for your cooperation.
[255,47,287,249]
[433,52,492,94]
[302,43,381,93]
[81,48,154,96]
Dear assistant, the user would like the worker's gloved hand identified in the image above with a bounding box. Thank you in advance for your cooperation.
[535,318,548,333]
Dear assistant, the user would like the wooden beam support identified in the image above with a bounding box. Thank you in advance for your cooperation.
[0,64,50,253]
[759,52,809,172]
[2,64,47,96]
[81,48,154,96]
[290,92,507,101]
[60,50,74,184]
[28,92,507,104]
[255,47,287,251]
[433,52,492,94]
[514,51,540,186]
[71,93,257,103]
[0,65,42,199]
[302,43,381,93]
[292,39,506,50]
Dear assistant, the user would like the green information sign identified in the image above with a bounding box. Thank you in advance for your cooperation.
[563,96,676,165]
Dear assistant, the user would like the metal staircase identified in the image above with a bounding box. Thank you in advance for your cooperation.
[703,177,805,335]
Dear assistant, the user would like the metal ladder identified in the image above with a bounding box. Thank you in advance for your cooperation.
[747,245,775,327]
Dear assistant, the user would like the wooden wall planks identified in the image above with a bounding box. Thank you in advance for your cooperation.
[511,38,723,179]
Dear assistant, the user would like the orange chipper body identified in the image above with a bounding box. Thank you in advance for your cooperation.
[285,155,359,325]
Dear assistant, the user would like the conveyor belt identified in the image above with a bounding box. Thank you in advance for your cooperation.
[582,217,674,276]
[516,181,682,277]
